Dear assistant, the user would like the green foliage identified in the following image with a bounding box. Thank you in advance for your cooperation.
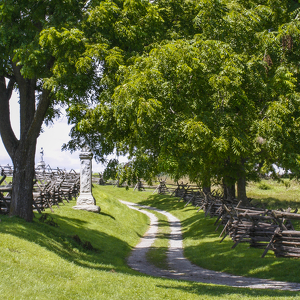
[258,182,272,190]
[0,0,106,221]
[108,35,271,185]
[36,0,300,198]
[103,158,119,181]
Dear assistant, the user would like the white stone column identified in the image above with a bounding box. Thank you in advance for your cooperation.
[73,147,100,213]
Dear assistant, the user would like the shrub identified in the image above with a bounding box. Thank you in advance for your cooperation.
[258,182,272,190]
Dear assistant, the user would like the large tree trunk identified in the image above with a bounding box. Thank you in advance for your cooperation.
[203,186,211,194]
[223,183,236,200]
[10,140,37,221]
[237,175,250,206]
[202,176,211,194]
[222,158,236,200]
[0,66,52,222]
[237,159,250,206]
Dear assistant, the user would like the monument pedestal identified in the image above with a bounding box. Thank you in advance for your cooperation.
[73,147,100,213]
[73,193,100,213]
[36,160,46,172]
[73,204,100,213]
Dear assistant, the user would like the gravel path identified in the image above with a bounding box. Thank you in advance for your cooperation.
[120,200,300,291]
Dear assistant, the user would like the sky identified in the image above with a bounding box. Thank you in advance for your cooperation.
[0,91,126,173]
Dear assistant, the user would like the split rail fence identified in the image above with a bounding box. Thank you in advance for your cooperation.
[166,182,300,258]
[0,165,80,214]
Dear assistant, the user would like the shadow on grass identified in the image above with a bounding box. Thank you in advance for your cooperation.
[183,241,300,283]
[138,194,187,210]
[251,197,300,210]
[1,214,134,274]
[156,282,298,298]
[99,211,115,220]
[1,217,295,299]
[1,208,298,297]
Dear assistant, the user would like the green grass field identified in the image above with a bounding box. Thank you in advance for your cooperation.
[1,182,300,299]
[247,179,300,209]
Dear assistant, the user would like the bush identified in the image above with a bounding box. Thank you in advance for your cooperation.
[258,182,272,190]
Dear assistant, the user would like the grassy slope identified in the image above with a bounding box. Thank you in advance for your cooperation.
[0,185,298,299]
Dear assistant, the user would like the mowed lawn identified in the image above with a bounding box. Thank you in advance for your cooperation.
[0,183,300,299]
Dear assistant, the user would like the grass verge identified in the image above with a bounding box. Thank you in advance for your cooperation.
[145,210,170,270]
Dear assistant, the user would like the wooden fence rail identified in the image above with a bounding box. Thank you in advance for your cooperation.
[168,182,300,258]
[0,166,80,214]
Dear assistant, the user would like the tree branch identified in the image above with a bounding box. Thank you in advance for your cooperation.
[27,56,55,142]
[0,76,19,158]
[27,88,52,141]
[6,77,15,100]
[11,62,25,87]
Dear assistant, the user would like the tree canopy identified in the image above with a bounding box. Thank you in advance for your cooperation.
[67,0,300,202]
[0,0,119,220]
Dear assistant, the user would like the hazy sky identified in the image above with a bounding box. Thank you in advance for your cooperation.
[0,91,125,172]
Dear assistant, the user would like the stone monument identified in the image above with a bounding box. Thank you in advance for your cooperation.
[73,146,100,213]
[36,147,46,171]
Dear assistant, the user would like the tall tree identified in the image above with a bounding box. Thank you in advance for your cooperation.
[0,0,106,221]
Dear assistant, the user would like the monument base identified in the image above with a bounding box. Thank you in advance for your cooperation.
[73,193,100,213]
[76,193,96,206]
[73,205,101,213]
